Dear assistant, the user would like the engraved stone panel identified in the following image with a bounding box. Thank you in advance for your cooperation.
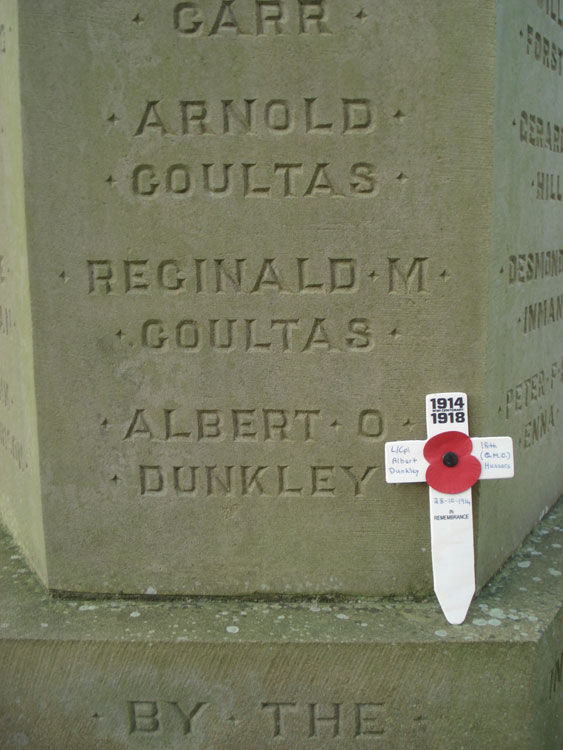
[483,0,563,582]
[0,0,44,580]
[0,0,561,595]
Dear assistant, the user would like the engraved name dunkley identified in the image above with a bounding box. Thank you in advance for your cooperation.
[139,464,378,498]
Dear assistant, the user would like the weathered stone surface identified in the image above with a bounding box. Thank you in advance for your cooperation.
[1,498,562,749]
[0,0,561,596]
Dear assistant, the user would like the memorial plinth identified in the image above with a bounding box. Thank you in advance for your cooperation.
[1,0,562,746]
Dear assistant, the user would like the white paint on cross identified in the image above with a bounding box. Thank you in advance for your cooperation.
[384,392,514,625]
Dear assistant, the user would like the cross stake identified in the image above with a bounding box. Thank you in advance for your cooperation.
[384,392,514,624]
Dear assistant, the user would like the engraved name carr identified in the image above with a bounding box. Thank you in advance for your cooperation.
[172,0,332,37]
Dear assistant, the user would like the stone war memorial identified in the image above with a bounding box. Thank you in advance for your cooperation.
[0,0,562,747]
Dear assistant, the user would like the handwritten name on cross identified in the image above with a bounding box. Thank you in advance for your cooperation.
[384,393,514,624]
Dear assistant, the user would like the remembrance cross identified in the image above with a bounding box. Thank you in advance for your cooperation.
[384,393,514,624]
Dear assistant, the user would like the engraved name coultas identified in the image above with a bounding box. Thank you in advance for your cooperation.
[131,161,377,199]
[140,317,374,352]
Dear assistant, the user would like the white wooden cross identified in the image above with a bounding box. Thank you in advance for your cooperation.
[384,393,514,624]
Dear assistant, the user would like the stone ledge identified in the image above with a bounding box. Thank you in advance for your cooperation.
[1,500,562,748]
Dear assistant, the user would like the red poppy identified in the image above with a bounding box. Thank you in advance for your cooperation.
[423,431,481,494]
